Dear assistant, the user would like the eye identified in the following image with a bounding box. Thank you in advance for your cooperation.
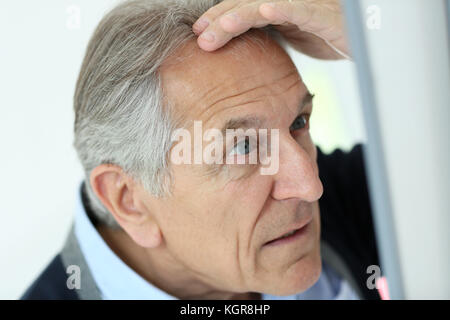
[229,137,252,156]
[290,114,309,131]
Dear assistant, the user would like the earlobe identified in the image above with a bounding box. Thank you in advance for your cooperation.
[130,222,163,249]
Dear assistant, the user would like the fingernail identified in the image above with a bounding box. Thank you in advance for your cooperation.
[199,31,215,42]
[193,18,209,31]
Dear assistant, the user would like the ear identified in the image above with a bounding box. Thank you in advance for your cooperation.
[89,164,162,248]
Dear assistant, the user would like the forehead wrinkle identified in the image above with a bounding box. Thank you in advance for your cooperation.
[195,81,269,122]
[195,68,300,127]
[285,77,302,96]
[194,71,268,109]
[285,78,306,116]
[208,68,299,114]
[202,100,263,128]
[204,77,303,131]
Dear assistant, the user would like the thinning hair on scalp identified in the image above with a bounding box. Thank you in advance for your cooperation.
[73,0,280,228]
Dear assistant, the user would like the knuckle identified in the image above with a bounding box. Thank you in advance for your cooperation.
[206,5,221,17]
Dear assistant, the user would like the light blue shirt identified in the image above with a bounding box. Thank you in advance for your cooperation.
[74,181,360,300]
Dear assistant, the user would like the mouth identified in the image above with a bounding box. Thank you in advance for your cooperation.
[263,218,312,247]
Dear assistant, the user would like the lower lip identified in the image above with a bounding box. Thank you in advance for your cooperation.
[264,222,311,247]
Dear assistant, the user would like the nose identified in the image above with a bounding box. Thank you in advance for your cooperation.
[270,135,323,202]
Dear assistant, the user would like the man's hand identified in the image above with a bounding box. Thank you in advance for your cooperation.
[193,0,350,60]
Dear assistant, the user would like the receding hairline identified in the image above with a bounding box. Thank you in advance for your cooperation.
[161,28,284,71]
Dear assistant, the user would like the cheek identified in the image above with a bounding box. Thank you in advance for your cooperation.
[221,175,273,229]
[222,175,275,258]
[160,165,277,290]
[157,180,269,288]
[223,175,274,233]
[159,199,243,283]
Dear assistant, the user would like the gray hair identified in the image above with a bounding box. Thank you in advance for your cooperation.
[73,0,280,228]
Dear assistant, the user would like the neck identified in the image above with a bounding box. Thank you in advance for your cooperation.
[97,225,261,300]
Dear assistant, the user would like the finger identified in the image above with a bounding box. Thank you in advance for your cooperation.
[218,1,276,34]
[193,0,240,35]
[259,1,313,28]
[196,16,244,52]
[260,1,344,41]
[197,1,275,51]
[263,1,349,57]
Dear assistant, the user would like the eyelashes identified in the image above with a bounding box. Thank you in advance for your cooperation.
[289,113,310,131]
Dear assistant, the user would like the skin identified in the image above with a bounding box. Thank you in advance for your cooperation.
[193,0,350,59]
[90,29,324,299]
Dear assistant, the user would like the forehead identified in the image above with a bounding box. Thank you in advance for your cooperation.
[160,30,306,127]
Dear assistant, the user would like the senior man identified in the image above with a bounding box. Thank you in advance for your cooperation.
[22,0,380,300]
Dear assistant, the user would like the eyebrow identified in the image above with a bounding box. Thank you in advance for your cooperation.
[219,91,314,136]
[298,91,314,114]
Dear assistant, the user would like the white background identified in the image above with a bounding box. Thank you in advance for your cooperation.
[0,0,365,299]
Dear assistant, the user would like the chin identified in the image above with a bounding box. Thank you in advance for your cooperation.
[265,243,322,297]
